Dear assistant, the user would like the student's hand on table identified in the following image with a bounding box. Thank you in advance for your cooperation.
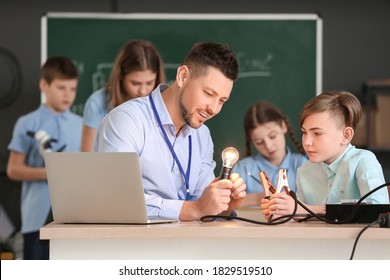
[264,192,295,219]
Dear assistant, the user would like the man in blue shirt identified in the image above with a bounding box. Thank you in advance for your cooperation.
[97,42,247,221]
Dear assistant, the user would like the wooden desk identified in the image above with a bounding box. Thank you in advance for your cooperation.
[40,209,390,260]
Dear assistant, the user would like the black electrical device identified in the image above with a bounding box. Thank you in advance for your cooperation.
[378,212,390,228]
[325,204,390,223]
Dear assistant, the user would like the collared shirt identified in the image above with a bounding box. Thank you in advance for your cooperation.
[8,104,83,233]
[296,144,390,204]
[82,87,109,130]
[232,147,308,193]
[96,84,216,219]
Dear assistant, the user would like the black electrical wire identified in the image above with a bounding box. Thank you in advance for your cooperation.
[245,173,390,224]
[200,182,390,260]
[290,185,390,260]
[349,220,380,260]
[294,182,390,224]
[201,182,390,225]
[200,190,299,225]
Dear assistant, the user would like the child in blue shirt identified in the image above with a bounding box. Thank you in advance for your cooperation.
[233,101,307,207]
[7,56,83,259]
[261,91,389,220]
[81,39,166,152]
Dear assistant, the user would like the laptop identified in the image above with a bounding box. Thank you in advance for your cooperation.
[44,152,177,224]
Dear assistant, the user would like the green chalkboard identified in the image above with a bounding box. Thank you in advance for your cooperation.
[42,13,322,170]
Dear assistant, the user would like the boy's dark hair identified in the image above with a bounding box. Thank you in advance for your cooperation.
[41,56,79,84]
[183,41,239,81]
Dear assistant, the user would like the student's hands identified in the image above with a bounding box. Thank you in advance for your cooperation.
[260,192,294,220]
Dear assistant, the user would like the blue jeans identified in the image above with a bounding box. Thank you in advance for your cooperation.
[23,231,49,260]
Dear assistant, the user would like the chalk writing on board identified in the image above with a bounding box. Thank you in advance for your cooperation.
[70,52,274,116]
[236,52,272,78]
[89,52,273,93]
[90,62,181,92]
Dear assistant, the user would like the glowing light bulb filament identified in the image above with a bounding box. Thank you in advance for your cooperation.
[220,147,239,179]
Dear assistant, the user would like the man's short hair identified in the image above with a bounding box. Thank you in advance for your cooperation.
[183,42,238,81]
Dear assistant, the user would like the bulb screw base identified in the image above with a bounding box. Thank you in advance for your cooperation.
[219,166,232,180]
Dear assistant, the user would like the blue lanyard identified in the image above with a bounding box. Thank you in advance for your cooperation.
[149,95,192,200]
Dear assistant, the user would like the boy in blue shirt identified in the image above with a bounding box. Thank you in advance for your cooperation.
[261,91,389,219]
[7,56,83,259]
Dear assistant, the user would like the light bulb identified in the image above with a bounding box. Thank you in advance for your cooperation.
[219,147,239,179]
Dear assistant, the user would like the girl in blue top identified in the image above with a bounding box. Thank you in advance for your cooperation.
[81,39,166,151]
[233,101,307,207]
[261,91,389,220]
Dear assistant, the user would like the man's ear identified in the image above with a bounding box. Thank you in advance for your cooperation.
[176,65,190,88]
[342,127,354,144]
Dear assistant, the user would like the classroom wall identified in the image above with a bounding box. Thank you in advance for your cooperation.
[1,0,390,229]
